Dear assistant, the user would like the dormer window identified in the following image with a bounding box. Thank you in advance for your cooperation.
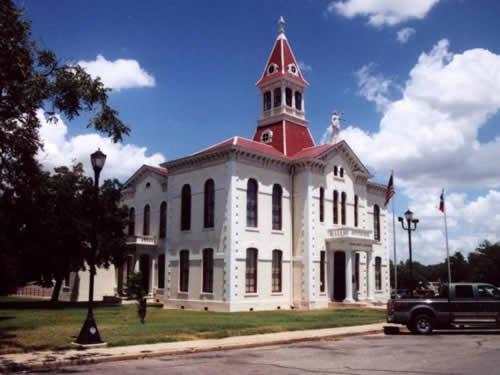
[288,64,298,75]
[267,63,278,75]
[261,130,273,144]
[145,182,151,189]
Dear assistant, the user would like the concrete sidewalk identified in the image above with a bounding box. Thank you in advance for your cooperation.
[0,323,389,373]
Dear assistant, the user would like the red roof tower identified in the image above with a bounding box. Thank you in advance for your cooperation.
[253,17,315,157]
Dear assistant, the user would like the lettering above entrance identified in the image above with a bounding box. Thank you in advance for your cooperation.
[326,227,377,246]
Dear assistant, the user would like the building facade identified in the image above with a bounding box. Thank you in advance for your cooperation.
[117,18,391,311]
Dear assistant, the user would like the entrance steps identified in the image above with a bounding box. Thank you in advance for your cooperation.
[329,301,385,310]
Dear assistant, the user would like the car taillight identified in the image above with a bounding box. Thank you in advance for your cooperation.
[391,302,397,312]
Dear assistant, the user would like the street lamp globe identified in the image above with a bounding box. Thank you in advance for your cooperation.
[90,149,107,173]
[404,209,413,222]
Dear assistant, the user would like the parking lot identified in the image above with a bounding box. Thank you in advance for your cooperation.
[38,329,500,375]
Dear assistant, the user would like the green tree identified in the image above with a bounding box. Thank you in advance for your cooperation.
[0,0,129,294]
[126,272,148,324]
[468,241,500,285]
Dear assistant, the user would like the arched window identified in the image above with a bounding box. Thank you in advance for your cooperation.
[143,204,150,236]
[202,248,214,293]
[375,256,382,290]
[159,202,167,238]
[334,166,338,176]
[319,187,324,223]
[247,179,258,228]
[128,207,135,236]
[272,184,282,230]
[374,205,380,241]
[285,88,292,106]
[272,250,282,292]
[179,250,189,292]
[354,195,359,228]
[341,192,347,225]
[181,184,191,231]
[204,179,215,228]
[273,87,281,107]
[246,248,258,293]
[295,91,302,110]
[340,168,344,178]
[333,190,338,224]
[263,91,271,111]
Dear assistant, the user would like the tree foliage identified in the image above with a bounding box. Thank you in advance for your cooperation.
[391,242,500,289]
[126,272,148,324]
[0,0,130,294]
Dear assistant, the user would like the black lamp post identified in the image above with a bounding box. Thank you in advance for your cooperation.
[75,149,106,346]
[398,209,419,296]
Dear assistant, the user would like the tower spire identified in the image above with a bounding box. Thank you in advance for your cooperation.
[279,16,286,35]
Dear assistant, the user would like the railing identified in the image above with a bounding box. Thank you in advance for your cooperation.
[261,106,305,120]
[126,235,157,246]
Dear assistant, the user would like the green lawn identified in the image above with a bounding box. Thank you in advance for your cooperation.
[0,304,384,354]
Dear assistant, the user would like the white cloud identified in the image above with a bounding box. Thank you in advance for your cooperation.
[397,27,416,43]
[328,0,440,27]
[78,55,156,90]
[334,39,500,263]
[37,109,165,180]
[356,64,394,112]
[298,61,312,72]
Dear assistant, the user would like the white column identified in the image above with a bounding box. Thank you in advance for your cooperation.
[344,250,354,303]
[150,255,157,293]
[301,93,305,113]
[367,251,375,301]
[292,89,296,109]
[134,256,140,272]
[303,168,314,308]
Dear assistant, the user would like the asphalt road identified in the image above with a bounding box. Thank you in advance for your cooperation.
[35,330,500,375]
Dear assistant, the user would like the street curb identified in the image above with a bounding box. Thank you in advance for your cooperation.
[0,328,384,373]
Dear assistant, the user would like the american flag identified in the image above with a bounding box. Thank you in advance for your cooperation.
[439,189,445,213]
[384,172,395,208]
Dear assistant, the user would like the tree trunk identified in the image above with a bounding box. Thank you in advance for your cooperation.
[51,277,63,303]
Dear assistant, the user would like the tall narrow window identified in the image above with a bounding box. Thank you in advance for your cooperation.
[374,205,380,241]
[204,179,215,228]
[128,207,135,236]
[272,184,282,230]
[181,185,191,231]
[143,204,150,236]
[341,192,347,225]
[285,88,292,106]
[202,248,214,293]
[334,166,338,176]
[340,168,344,178]
[158,254,165,289]
[319,187,324,223]
[273,87,281,107]
[247,179,258,227]
[375,256,382,290]
[333,190,338,224]
[295,91,302,110]
[179,250,189,292]
[355,253,360,291]
[272,250,282,292]
[245,248,258,293]
[159,202,167,238]
[263,91,271,111]
[354,195,359,228]
[320,251,326,293]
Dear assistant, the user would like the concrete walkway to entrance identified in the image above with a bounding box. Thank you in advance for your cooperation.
[0,323,390,373]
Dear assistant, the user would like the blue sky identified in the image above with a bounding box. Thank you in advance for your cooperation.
[25,0,500,264]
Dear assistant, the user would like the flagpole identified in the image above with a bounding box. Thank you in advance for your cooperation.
[443,190,452,285]
[392,193,397,290]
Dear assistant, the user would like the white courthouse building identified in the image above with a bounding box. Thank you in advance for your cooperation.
[117,18,391,311]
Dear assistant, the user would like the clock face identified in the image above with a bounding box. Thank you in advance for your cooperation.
[90,326,97,335]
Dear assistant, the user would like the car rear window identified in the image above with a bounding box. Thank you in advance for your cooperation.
[455,285,473,299]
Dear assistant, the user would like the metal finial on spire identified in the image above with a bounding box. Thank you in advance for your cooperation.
[279,16,286,34]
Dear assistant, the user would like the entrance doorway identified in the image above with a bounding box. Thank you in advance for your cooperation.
[333,251,346,301]
[139,254,150,294]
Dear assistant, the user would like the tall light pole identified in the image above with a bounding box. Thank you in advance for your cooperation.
[398,209,419,296]
[75,149,106,346]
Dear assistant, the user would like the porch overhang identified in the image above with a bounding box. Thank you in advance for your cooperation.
[126,235,158,247]
[325,227,377,247]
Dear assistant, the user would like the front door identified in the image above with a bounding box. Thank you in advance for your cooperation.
[333,251,346,301]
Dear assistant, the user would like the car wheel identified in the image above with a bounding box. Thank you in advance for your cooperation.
[412,314,434,335]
